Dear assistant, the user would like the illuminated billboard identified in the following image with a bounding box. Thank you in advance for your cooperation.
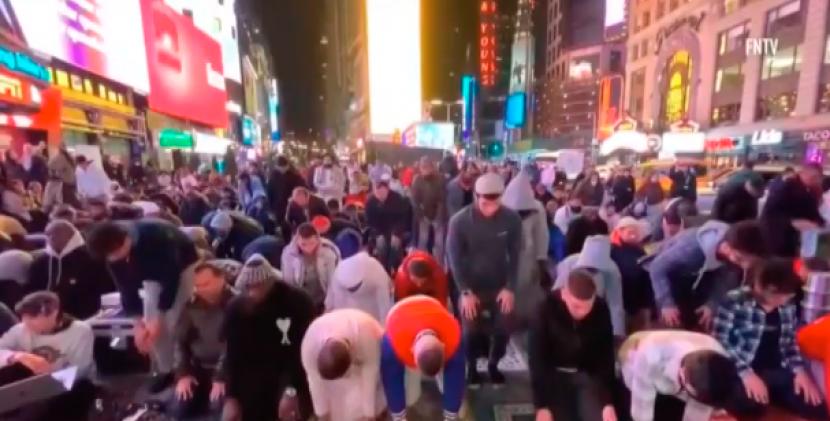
[509,35,533,94]
[415,122,455,150]
[480,0,497,87]
[367,0,422,136]
[162,0,242,82]
[604,0,626,40]
[505,92,526,128]
[10,0,151,92]
[141,0,227,127]
[596,75,623,141]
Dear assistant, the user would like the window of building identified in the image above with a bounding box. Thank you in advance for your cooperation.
[629,68,647,119]
[642,11,651,28]
[83,79,93,94]
[669,0,679,9]
[761,45,802,80]
[107,90,118,103]
[723,0,740,14]
[715,64,743,92]
[766,0,802,36]
[55,70,69,87]
[663,50,693,125]
[756,91,797,120]
[711,103,741,126]
[70,74,83,91]
[718,22,749,56]
[818,83,830,113]
[117,93,124,105]
[632,44,639,61]
[641,39,649,57]
[657,1,665,19]
[98,84,106,98]
[825,34,830,64]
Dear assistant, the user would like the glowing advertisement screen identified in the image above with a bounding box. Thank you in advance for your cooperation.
[10,0,151,92]
[415,122,455,150]
[505,92,525,128]
[367,0,422,136]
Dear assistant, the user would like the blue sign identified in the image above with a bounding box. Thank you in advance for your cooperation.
[269,79,280,141]
[461,75,476,142]
[505,92,526,128]
[0,46,49,82]
[242,116,257,146]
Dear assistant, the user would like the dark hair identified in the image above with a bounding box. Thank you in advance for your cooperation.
[375,181,390,190]
[326,198,340,211]
[682,350,738,407]
[49,204,76,221]
[804,257,830,272]
[408,259,432,279]
[86,222,130,259]
[663,198,698,226]
[724,220,769,258]
[318,339,351,380]
[415,346,444,377]
[276,156,289,167]
[567,269,597,300]
[751,258,800,295]
[111,192,134,204]
[194,261,227,278]
[15,291,60,317]
[296,223,319,239]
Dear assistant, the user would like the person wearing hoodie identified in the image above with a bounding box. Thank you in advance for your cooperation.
[530,270,616,421]
[0,291,95,420]
[245,191,278,235]
[0,249,31,311]
[366,178,413,271]
[301,309,386,421]
[611,168,636,212]
[313,155,346,204]
[554,235,625,337]
[446,162,480,220]
[87,219,199,392]
[647,220,769,330]
[241,235,286,269]
[281,223,341,312]
[223,254,316,421]
[502,172,551,327]
[410,156,448,260]
[238,170,267,209]
[205,210,265,261]
[44,146,79,211]
[711,177,765,224]
[447,172,521,386]
[573,171,605,207]
[27,219,114,320]
[326,250,393,323]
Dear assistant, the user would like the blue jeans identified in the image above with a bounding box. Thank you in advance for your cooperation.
[170,366,224,420]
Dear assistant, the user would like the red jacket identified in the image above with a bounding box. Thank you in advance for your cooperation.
[394,251,449,306]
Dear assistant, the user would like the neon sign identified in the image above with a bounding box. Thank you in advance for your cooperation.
[479,0,496,87]
[0,46,49,83]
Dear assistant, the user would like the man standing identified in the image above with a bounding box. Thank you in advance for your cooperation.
[313,155,346,205]
[714,259,827,420]
[446,162,479,218]
[762,163,825,256]
[619,330,738,421]
[172,262,235,419]
[87,219,199,392]
[530,270,616,421]
[447,172,521,385]
[301,309,386,421]
[222,254,316,421]
[281,223,340,312]
[411,156,448,260]
[366,178,413,271]
[267,156,307,235]
[669,164,697,203]
[74,155,111,203]
[380,296,465,420]
[28,219,113,320]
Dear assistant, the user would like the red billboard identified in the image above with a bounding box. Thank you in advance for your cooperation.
[479,0,496,87]
[596,75,624,141]
[140,0,227,128]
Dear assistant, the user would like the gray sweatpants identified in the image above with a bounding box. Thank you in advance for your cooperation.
[142,264,196,374]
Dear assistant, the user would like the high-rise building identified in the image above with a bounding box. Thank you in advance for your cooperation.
[478,0,517,142]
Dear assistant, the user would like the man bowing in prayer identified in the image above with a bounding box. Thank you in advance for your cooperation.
[380,296,466,421]
[301,308,386,421]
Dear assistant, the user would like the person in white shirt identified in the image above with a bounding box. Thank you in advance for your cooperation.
[313,156,346,204]
[74,155,111,202]
[619,330,739,421]
[554,195,583,235]
[301,309,386,421]
[325,251,394,324]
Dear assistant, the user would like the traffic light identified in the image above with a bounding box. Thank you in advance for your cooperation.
[487,141,504,158]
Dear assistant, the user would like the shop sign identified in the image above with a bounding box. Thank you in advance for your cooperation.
[0,46,49,83]
[750,129,783,146]
[662,131,705,153]
[193,132,232,155]
[669,118,700,134]
[655,12,706,54]
[159,128,193,149]
[804,128,830,143]
[0,69,38,107]
[705,137,743,152]
[612,116,638,133]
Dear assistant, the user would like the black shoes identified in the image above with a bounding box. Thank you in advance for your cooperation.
[467,364,483,389]
[488,363,506,386]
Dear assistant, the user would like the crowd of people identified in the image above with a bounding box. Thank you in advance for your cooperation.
[0,145,828,421]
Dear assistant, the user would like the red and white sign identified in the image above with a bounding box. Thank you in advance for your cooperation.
[479,0,497,87]
[140,0,227,128]
[0,68,40,109]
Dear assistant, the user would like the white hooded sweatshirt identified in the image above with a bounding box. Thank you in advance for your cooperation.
[325,252,393,324]
[301,309,385,421]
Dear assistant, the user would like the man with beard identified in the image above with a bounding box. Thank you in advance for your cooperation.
[28,219,113,320]
[222,254,316,421]
[204,210,264,261]
[446,162,480,219]
[267,156,307,236]
[648,220,769,330]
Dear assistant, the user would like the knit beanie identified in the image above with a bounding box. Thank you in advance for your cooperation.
[235,253,279,290]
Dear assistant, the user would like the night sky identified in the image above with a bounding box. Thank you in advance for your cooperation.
[253,0,514,135]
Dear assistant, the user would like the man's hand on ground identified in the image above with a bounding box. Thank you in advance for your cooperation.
[794,370,823,406]
[695,306,713,331]
[660,307,681,328]
[742,372,769,404]
[497,288,514,314]
[210,381,226,402]
[602,405,617,421]
[460,292,479,321]
[175,376,197,401]
[535,408,553,421]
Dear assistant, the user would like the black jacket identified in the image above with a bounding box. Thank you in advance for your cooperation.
[528,290,615,410]
[28,243,115,320]
[365,190,413,239]
[202,212,265,261]
[267,168,306,224]
[611,176,636,211]
[762,177,823,226]
[610,243,653,313]
[669,167,697,202]
[222,282,315,400]
[712,183,758,224]
[109,220,199,316]
[284,195,329,235]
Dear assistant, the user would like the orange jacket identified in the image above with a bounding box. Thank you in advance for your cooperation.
[385,296,461,369]
[394,251,449,306]
[796,314,830,413]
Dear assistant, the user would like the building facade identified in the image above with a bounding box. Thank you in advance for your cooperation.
[625,0,830,162]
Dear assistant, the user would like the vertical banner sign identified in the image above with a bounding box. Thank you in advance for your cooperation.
[479,0,497,87]
[269,78,280,141]
[596,75,623,141]
[461,75,476,142]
